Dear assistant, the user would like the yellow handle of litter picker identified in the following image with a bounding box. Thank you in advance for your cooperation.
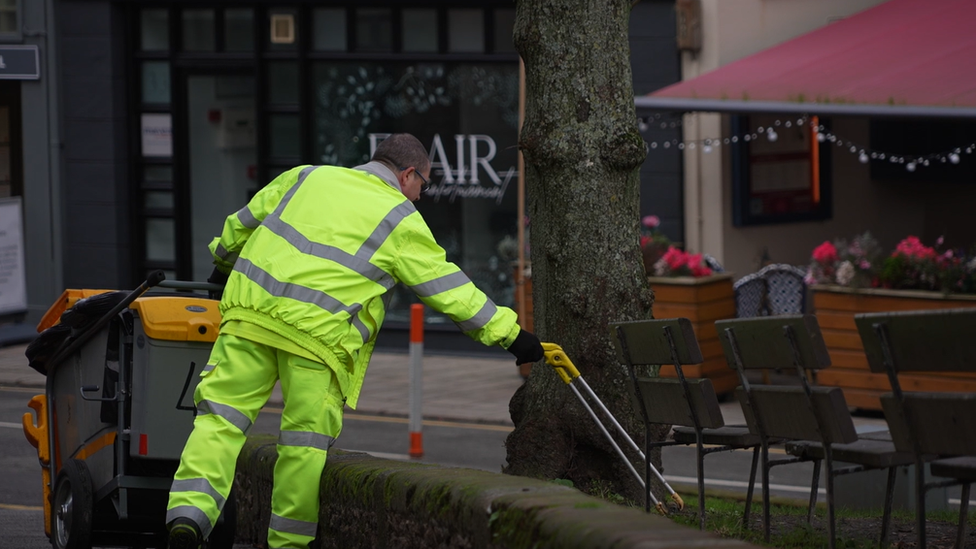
[542,342,581,385]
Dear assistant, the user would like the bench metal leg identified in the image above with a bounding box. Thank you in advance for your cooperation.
[825,450,836,549]
[743,446,759,529]
[807,459,821,524]
[879,466,896,548]
[762,444,771,543]
[697,441,706,531]
[957,483,971,549]
[916,458,927,549]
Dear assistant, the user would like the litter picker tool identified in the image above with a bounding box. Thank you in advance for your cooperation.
[543,342,684,515]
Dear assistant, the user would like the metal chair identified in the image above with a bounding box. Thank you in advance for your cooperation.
[856,307,976,549]
[716,315,908,548]
[610,318,762,531]
[733,263,807,318]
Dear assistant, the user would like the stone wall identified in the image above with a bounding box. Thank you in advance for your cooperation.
[234,436,756,549]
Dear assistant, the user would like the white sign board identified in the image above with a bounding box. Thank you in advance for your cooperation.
[0,197,27,315]
[141,113,173,157]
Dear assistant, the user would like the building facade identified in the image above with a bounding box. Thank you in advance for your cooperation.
[9,0,681,351]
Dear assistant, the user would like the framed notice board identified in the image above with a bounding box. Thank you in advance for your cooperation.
[732,115,832,226]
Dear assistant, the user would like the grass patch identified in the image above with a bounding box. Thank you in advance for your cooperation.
[666,492,975,549]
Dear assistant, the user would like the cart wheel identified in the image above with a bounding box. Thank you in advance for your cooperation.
[51,459,94,549]
[205,489,237,549]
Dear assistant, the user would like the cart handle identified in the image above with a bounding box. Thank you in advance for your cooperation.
[542,342,581,384]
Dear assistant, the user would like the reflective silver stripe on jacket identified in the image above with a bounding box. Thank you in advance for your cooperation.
[356,201,415,261]
[235,258,371,341]
[261,215,395,289]
[269,513,318,538]
[196,400,252,434]
[170,478,226,508]
[214,243,238,263]
[455,299,498,332]
[278,430,334,451]
[270,165,320,218]
[236,206,260,229]
[165,505,214,538]
[410,270,472,298]
[202,363,217,373]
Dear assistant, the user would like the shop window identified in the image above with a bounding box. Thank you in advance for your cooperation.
[313,8,347,52]
[402,9,437,53]
[182,9,216,52]
[140,9,169,51]
[311,61,520,322]
[143,165,173,189]
[141,62,171,105]
[144,191,173,211]
[448,9,484,53]
[356,8,393,53]
[269,114,300,159]
[146,218,176,262]
[731,115,832,226]
[0,0,16,38]
[494,9,516,53]
[224,8,254,52]
[268,62,299,105]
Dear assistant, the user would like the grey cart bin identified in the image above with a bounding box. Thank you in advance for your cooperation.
[23,274,235,549]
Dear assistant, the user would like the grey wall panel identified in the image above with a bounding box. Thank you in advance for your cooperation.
[63,78,114,119]
[64,245,122,288]
[59,36,114,78]
[65,203,124,246]
[58,0,131,290]
[58,0,113,36]
[63,162,117,204]
[63,119,116,162]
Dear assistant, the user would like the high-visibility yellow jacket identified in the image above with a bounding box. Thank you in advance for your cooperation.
[209,162,520,408]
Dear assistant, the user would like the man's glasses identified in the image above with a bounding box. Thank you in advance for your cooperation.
[400,166,431,193]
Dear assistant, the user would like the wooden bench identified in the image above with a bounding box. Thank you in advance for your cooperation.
[715,315,911,549]
[856,307,976,549]
[610,318,762,530]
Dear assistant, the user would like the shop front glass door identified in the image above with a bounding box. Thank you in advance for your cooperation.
[186,74,257,282]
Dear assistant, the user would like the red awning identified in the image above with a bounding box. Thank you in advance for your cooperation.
[636,0,976,119]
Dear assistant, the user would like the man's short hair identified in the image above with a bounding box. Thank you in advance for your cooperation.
[372,134,430,174]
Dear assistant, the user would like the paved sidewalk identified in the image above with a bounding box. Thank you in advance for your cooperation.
[0,340,524,425]
[0,340,887,431]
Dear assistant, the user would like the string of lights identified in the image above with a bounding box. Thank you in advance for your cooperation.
[636,114,976,172]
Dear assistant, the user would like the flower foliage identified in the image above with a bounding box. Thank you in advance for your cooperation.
[806,232,976,294]
[639,215,713,278]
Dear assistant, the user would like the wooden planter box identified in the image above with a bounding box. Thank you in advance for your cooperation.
[813,285,976,411]
[649,274,737,395]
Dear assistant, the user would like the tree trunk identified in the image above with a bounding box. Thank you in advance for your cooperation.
[504,0,669,503]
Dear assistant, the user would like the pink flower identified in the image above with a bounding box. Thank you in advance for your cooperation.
[893,236,936,260]
[812,241,838,265]
[642,215,661,229]
[640,236,650,248]
[859,260,871,270]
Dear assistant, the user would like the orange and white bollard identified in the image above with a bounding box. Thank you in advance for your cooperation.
[408,303,424,458]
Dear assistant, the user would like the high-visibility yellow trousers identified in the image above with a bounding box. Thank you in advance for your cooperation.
[166,332,344,549]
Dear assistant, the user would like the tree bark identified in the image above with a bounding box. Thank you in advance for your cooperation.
[504,0,669,503]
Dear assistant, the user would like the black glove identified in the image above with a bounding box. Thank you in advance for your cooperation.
[208,267,229,300]
[507,329,544,365]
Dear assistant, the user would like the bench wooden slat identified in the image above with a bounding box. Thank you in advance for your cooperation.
[716,315,831,371]
[737,386,858,444]
[635,377,724,429]
[856,308,976,373]
[610,318,703,366]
